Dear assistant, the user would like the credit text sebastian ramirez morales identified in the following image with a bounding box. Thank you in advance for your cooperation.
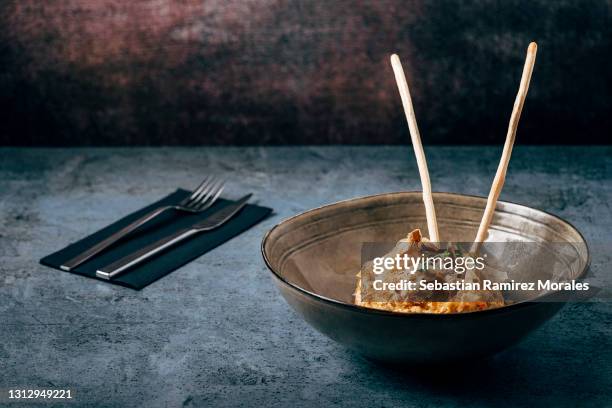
[372,279,590,292]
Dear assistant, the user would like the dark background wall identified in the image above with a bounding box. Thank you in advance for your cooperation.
[0,0,610,146]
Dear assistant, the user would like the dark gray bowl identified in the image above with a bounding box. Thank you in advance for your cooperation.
[261,192,589,363]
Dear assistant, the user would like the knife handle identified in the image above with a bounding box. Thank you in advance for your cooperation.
[95,227,197,280]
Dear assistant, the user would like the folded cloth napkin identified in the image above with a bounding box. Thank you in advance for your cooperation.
[40,189,272,289]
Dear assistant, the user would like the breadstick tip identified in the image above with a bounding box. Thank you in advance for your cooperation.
[528,42,537,54]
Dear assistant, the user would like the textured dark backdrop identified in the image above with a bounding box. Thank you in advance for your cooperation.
[0,0,610,146]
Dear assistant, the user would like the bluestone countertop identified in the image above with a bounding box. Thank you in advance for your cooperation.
[1,146,611,407]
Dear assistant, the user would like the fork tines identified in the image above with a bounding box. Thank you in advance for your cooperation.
[181,177,225,211]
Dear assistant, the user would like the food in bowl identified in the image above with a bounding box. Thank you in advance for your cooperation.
[353,229,505,313]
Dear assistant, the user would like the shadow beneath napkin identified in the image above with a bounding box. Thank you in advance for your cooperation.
[40,189,272,289]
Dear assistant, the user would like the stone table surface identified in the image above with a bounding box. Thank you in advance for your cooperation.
[1,146,611,407]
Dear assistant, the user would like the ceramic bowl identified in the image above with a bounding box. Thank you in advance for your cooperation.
[261,192,589,363]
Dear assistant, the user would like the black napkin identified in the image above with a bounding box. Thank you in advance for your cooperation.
[40,189,272,289]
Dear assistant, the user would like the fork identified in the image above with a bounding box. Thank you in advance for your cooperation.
[60,177,225,271]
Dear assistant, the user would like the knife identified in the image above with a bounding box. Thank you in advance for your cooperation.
[95,194,251,280]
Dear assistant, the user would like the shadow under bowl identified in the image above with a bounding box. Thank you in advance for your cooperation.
[261,192,589,363]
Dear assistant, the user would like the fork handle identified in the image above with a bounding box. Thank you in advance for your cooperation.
[60,205,174,271]
[95,227,198,280]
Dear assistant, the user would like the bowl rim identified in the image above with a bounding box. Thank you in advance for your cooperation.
[261,191,591,318]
